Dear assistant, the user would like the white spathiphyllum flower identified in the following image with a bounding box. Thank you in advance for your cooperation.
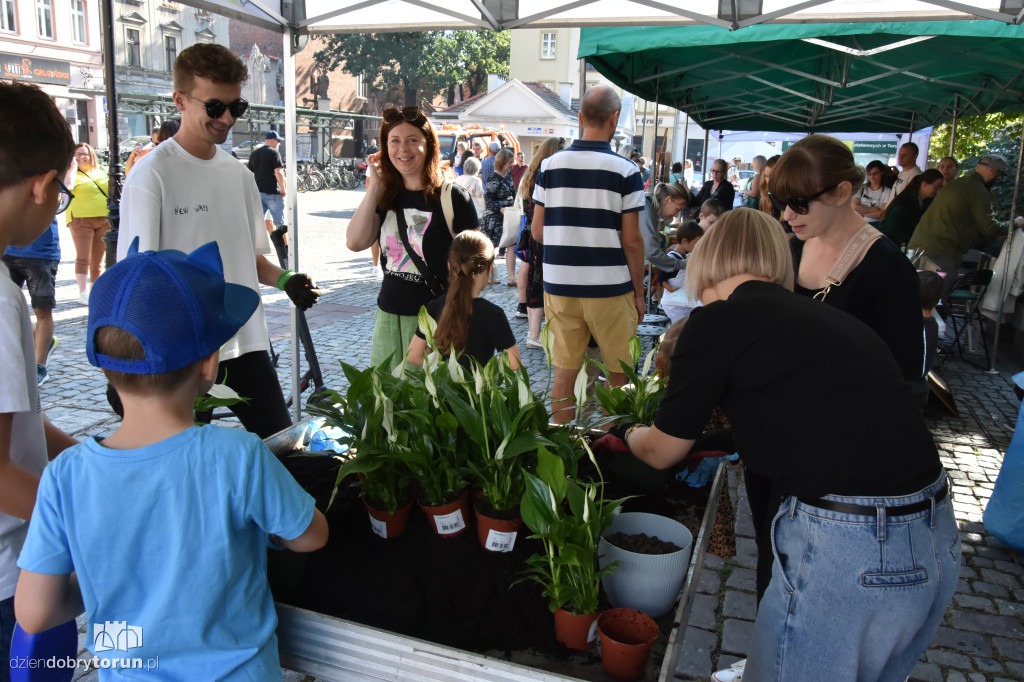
[628,335,642,368]
[517,375,531,407]
[382,396,396,443]
[417,305,437,347]
[572,364,588,411]
[641,345,656,378]
[473,365,484,396]
[539,322,554,367]
[207,383,241,400]
[448,354,465,384]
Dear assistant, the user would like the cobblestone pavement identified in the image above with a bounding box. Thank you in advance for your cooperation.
[29,188,1023,680]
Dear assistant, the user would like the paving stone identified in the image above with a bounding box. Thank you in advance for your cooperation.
[697,568,720,595]
[1005,661,1024,678]
[966,674,986,682]
[993,637,1024,660]
[954,594,993,611]
[675,626,717,680]
[926,649,973,669]
[976,545,1013,561]
[952,612,1024,639]
[720,618,754,656]
[722,590,757,621]
[956,579,972,594]
[704,553,725,570]
[973,657,1003,673]
[994,598,1024,617]
[980,568,1020,589]
[971,581,1010,599]
[970,557,995,569]
[687,593,718,631]
[725,567,756,593]
[733,537,757,569]
[994,560,1024,576]
[944,671,968,682]
[959,565,978,580]
[909,661,943,682]
[930,628,992,657]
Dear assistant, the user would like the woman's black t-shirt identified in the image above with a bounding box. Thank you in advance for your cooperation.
[374,184,478,316]
[415,295,517,368]
[653,280,940,499]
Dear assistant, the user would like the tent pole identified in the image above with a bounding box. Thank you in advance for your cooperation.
[100,0,123,269]
[640,99,648,158]
[950,94,959,157]
[284,27,301,420]
[988,119,1024,374]
[682,111,689,185]
[703,126,710,185]
[651,92,660,185]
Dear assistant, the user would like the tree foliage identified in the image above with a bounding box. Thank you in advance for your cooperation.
[314,30,510,106]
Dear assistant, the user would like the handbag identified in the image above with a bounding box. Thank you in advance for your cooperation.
[515,221,531,262]
[499,194,524,248]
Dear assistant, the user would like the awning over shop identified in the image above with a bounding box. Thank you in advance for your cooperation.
[578,21,1024,133]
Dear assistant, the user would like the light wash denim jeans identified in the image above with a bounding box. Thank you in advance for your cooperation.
[746,472,959,682]
[259,192,285,226]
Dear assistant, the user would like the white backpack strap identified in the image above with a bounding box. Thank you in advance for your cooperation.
[441,180,455,237]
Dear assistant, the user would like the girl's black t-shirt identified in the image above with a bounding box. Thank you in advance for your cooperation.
[654,280,940,499]
[415,296,517,369]
[374,184,478,316]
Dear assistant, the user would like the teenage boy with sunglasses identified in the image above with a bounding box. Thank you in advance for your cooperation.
[0,81,79,682]
[119,43,321,438]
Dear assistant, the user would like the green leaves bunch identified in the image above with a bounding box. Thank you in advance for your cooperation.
[590,336,667,427]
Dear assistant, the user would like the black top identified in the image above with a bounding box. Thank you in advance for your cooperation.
[791,237,924,383]
[653,280,940,498]
[415,295,517,368]
[693,180,735,213]
[247,144,283,194]
[374,185,478,316]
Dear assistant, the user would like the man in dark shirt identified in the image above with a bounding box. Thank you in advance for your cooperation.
[247,130,287,245]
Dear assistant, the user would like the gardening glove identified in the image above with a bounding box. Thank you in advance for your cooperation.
[608,421,640,443]
[279,271,321,310]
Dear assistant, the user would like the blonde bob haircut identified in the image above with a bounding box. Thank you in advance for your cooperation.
[685,207,794,301]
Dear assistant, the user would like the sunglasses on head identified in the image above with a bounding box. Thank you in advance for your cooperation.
[382,105,427,126]
[181,91,248,119]
[768,182,839,215]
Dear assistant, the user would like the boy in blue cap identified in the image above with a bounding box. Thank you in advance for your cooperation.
[14,240,328,677]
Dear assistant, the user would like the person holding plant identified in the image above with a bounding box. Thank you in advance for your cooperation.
[66,143,109,305]
[407,230,521,370]
[347,105,478,371]
[615,208,957,682]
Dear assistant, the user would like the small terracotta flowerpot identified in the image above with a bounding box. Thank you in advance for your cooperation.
[553,608,599,651]
[419,493,470,537]
[475,501,522,552]
[597,608,660,680]
[364,499,413,539]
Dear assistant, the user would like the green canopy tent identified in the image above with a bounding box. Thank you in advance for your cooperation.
[579,21,1024,133]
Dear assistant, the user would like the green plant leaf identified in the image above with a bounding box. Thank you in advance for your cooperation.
[628,335,642,367]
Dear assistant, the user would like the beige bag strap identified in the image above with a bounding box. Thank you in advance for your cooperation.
[440,180,455,237]
[814,223,883,302]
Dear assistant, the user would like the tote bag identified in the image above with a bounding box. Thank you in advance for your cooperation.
[499,195,524,248]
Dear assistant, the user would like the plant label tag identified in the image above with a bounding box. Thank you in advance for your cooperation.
[368,514,388,539]
[587,620,599,643]
[485,529,517,552]
[434,509,466,535]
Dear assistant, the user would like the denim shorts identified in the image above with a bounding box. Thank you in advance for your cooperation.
[2,256,58,310]
[746,471,959,682]
[260,192,285,226]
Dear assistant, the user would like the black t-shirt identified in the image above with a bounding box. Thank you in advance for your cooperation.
[694,180,735,213]
[374,184,478,316]
[247,145,283,194]
[653,280,940,499]
[415,295,516,368]
[791,237,924,383]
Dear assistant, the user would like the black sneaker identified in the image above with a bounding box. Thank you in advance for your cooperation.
[514,303,528,319]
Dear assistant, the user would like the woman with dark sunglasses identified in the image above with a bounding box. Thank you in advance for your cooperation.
[347,105,479,371]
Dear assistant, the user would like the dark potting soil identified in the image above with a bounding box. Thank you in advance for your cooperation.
[274,450,713,681]
[605,532,682,555]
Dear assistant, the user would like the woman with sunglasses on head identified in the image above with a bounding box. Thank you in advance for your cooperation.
[66,143,109,305]
[347,105,478,371]
[616,209,957,682]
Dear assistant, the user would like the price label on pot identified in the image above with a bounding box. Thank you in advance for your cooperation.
[434,509,466,535]
[368,515,388,539]
[588,620,599,643]
[485,529,517,552]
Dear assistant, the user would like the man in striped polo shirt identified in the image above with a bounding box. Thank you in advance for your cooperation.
[532,84,646,423]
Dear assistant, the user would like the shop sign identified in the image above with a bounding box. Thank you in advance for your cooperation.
[1,53,71,86]
[526,126,542,134]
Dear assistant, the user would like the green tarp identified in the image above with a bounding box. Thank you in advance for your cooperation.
[579,21,1024,133]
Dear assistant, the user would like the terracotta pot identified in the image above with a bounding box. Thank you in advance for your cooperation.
[364,499,413,539]
[553,608,599,651]
[475,501,522,552]
[597,608,660,680]
[419,493,471,537]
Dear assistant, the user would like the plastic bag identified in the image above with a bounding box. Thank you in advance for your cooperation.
[308,426,350,455]
[984,380,1024,551]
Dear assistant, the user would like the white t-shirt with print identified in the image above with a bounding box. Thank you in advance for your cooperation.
[118,139,272,361]
[0,266,48,599]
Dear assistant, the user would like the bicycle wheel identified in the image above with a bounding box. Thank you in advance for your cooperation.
[308,172,325,192]
[296,174,308,192]
[340,170,359,190]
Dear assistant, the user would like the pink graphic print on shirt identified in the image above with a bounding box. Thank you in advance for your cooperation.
[382,208,435,274]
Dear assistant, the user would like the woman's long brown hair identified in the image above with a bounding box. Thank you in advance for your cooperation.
[434,231,494,355]
[518,136,562,201]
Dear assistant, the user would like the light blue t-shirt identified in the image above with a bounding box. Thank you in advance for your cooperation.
[19,425,316,680]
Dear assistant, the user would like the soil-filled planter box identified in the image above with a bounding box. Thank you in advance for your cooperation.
[267,422,726,682]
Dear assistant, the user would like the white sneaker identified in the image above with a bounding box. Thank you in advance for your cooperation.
[78,290,89,306]
[711,659,746,682]
[526,337,543,350]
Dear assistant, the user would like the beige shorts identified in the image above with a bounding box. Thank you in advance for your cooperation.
[544,291,638,372]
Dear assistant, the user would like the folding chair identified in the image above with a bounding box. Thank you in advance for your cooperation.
[944,268,993,368]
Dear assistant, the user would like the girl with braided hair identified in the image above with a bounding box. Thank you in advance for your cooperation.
[407,231,522,369]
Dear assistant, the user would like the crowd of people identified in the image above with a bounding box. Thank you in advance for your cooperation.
[3,38,1024,682]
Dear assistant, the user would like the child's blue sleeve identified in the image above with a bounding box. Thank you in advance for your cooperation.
[244,442,316,542]
[17,463,74,575]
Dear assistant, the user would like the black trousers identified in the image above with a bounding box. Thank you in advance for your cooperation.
[743,466,785,606]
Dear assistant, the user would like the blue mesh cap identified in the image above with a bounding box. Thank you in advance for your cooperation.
[87,238,259,374]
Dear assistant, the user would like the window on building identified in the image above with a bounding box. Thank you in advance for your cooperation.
[541,32,556,60]
[356,73,367,99]
[165,35,176,71]
[71,0,86,42]
[126,28,141,66]
[35,0,53,38]
[1,0,17,32]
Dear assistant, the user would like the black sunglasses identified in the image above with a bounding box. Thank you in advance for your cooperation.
[23,171,74,214]
[181,91,248,119]
[768,182,839,215]
[382,106,426,125]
